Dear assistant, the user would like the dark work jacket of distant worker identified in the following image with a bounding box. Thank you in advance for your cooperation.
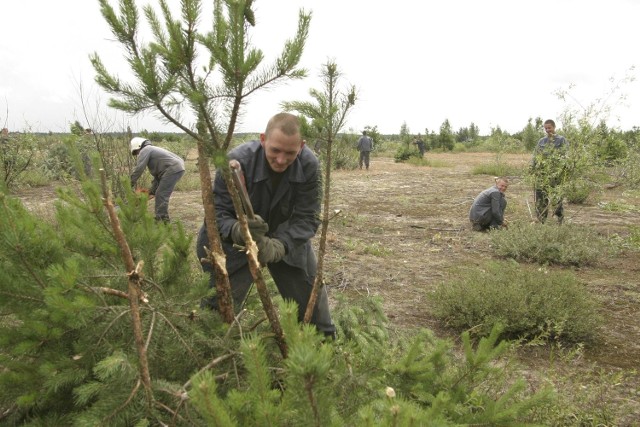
[196,140,335,333]
[469,185,507,229]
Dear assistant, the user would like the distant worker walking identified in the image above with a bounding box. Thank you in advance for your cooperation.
[129,137,185,223]
[530,119,569,224]
[469,177,509,231]
[357,130,374,170]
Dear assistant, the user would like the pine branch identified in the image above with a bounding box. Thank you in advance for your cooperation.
[97,309,131,348]
[90,286,129,299]
[1,197,49,290]
[195,140,235,323]
[156,399,188,424]
[0,290,43,303]
[303,61,355,324]
[144,310,156,351]
[103,378,141,425]
[99,169,154,409]
[304,376,321,427]
[155,311,199,362]
[182,353,235,390]
[225,164,288,358]
[224,308,248,340]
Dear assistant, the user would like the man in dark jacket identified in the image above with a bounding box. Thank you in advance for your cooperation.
[196,113,335,336]
[356,130,374,170]
[531,119,569,224]
[130,137,185,222]
[413,134,427,158]
[469,177,509,231]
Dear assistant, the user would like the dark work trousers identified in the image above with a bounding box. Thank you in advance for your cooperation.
[196,226,336,334]
[152,170,184,221]
[470,212,502,232]
[359,151,371,169]
[534,187,563,223]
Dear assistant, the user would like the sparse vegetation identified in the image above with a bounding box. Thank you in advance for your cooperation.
[472,160,523,177]
[489,221,611,266]
[430,260,601,343]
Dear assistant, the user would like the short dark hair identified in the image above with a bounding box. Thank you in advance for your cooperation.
[544,119,556,127]
[265,113,300,138]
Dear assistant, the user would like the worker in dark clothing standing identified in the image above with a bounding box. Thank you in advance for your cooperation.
[414,134,427,158]
[357,130,374,170]
[531,119,569,224]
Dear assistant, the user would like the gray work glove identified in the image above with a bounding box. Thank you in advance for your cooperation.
[230,215,268,245]
[257,237,286,264]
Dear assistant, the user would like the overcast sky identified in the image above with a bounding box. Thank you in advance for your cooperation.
[1,0,639,135]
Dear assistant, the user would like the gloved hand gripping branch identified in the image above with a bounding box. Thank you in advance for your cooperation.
[230,215,285,264]
[256,236,286,264]
[230,214,268,245]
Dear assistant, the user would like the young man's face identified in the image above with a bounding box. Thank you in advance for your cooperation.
[496,180,508,193]
[544,123,556,137]
[260,129,304,173]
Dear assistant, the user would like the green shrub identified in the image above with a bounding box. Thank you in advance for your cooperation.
[472,162,523,177]
[564,179,596,204]
[0,132,38,190]
[394,144,422,163]
[17,169,52,187]
[40,136,95,181]
[315,134,359,170]
[616,147,640,188]
[452,142,467,153]
[596,133,628,163]
[160,138,192,162]
[430,260,601,343]
[188,298,555,426]
[474,136,526,153]
[489,222,610,266]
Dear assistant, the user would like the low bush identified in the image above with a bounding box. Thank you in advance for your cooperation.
[473,136,527,153]
[451,142,467,153]
[564,179,596,204]
[472,161,523,177]
[0,132,38,190]
[430,260,601,343]
[489,222,610,266]
[315,134,359,170]
[404,157,451,168]
[394,144,420,162]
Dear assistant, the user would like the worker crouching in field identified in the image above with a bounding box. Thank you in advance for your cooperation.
[129,137,185,223]
[469,177,509,231]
